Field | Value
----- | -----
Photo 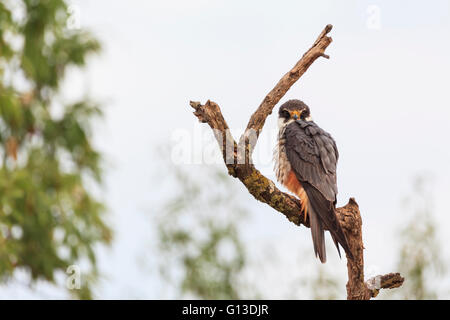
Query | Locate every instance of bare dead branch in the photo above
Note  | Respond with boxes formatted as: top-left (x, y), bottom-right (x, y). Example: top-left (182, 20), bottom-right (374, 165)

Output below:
top-left (240, 24), bottom-right (333, 156)
top-left (188, 25), bottom-right (403, 300)
top-left (189, 100), bottom-right (308, 226)
top-left (366, 273), bottom-right (405, 298)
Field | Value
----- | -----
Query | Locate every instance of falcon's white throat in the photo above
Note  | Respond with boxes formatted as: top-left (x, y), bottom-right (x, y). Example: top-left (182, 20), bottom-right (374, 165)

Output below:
top-left (277, 117), bottom-right (293, 129)
top-left (274, 118), bottom-right (293, 185)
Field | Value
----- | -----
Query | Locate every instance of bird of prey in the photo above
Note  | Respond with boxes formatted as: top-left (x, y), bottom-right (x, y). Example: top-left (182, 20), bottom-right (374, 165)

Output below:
top-left (273, 99), bottom-right (353, 263)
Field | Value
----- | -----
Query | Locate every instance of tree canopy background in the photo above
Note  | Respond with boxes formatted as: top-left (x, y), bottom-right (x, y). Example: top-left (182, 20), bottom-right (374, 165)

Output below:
top-left (0, 0), bottom-right (111, 299)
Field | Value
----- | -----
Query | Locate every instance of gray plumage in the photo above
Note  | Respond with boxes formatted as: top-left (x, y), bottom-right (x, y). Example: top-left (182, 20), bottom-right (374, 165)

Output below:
top-left (276, 99), bottom-right (353, 263)
top-left (284, 120), bottom-right (338, 202)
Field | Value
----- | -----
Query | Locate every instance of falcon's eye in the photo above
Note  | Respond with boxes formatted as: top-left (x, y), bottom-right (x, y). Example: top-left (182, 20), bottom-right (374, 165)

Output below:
top-left (300, 112), bottom-right (308, 120)
top-left (282, 110), bottom-right (290, 119)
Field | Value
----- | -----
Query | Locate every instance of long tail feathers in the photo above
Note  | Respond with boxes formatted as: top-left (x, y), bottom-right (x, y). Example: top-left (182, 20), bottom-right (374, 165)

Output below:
top-left (330, 233), bottom-right (342, 259)
top-left (302, 184), bottom-right (354, 262)
top-left (309, 205), bottom-right (327, 263)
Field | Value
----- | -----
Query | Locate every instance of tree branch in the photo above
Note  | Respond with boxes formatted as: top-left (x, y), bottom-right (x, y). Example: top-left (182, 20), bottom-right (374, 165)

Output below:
top-left (240, 24), bottom-right (333, 156)
top-left (366, 273), bottom-right (405, 298)
top-left (188, 25), bottom-right (403, 300)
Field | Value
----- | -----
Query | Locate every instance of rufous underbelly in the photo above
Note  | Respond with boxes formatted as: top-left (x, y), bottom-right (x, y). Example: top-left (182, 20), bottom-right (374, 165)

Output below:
top-left (284, 170), bottom-right (309, 220)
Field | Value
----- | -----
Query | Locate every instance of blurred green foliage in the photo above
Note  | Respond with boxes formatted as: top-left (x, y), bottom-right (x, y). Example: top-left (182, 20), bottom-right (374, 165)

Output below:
top-left (0, 0), bottom-right (111, 298)
top-left (393, 176), bottom-right (446, 299)
top-left (306, 265), bottom-right (341, 300)
top-left (157, 163), bottom-right (249, 299)
top-left (156, 160), bottom-right (347, 300)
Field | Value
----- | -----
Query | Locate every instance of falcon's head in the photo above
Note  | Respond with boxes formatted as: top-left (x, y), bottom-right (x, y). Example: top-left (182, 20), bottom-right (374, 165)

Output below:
top-left (278, 99), bottom-right (312, 126)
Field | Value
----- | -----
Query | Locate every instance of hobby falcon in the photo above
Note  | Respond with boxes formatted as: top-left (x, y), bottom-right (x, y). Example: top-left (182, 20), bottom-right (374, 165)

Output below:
top-left (274, 99), bottom-right (353, 263)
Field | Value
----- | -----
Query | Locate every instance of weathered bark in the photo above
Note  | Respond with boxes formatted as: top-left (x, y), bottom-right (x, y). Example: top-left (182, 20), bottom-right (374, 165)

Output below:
top-left (338, 199), bottom-right (404, 299)
top-left (188, 25), bottom-right (403, 300)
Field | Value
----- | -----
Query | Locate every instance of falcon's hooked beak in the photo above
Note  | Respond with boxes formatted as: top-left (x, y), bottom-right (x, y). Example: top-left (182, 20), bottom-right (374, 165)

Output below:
top-left (291, 110), bottom-right (301, 120)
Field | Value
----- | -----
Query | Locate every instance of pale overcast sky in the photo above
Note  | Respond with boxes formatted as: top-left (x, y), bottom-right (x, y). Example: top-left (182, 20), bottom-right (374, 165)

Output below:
top-left (1, 0), bottom-right (450, 298)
